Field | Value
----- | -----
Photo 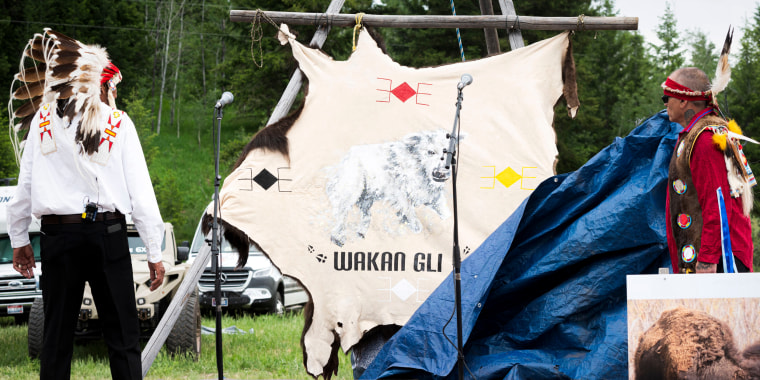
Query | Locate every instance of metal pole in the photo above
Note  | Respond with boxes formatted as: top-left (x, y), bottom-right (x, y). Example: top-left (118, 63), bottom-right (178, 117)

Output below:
top-left (434, 81), bottom-right (467, 380)
top-left (450, 89), bottom-right (465, 380)
top-left (212, 106), bottom-right (224, 380)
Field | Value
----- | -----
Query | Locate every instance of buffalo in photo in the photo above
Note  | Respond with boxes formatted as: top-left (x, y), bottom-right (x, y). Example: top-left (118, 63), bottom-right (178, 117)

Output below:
top-left (634, 307), bottom-right (760, 380)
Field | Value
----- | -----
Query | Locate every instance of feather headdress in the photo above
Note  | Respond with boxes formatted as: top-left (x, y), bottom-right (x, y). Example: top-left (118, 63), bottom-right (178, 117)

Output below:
top-left (7, 29), bottom-right (112, 164)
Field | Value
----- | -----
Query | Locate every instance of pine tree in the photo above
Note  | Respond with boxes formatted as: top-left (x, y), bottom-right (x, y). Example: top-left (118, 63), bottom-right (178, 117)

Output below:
top-left (554, 0), bottom-right (660, 173)
top-left (727, 4), bottom-right (760, 271)
top-left (688, 30), bottom-right (717, 77)
top-left (611, 31), bottom-right (662, 136)
top-left (728, 5), bottom-right (760, 138)
top-left (653, 2), bottom-right (685, 78)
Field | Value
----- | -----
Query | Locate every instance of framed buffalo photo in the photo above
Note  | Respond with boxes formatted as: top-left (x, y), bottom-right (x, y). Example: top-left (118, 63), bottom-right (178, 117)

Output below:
top-left (626, 273), bottom-right (760, 379)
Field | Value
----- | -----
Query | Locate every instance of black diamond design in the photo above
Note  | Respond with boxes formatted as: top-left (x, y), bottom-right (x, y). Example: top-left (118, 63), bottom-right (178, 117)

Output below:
top-left (253, 169), bottom-right (278, 190)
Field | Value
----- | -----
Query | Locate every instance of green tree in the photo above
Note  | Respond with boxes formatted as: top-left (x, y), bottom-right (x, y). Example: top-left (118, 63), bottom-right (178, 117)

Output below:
top-left (727, 4), bottom-right (760, 272)
top-left (728, 5), bottom-right (760, 212)
top-left (688, 30), bottom-right (717, 77)
top-left (653, 2), bottom-right (685, 78)
top-left (728, 5), bottom-right (760, 135)
top-left (553, 0), bottom-right (660, 173)
top-left (0, 113), bottom-right (18, 182)
top-left (610, 30), bottom-right (662, 137)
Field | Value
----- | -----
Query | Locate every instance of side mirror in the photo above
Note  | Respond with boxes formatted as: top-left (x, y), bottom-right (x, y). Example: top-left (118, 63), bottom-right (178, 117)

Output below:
top-left (180, 240), bottom-right (190, 248)
top-left (177, 246), bottom-right (190, 262)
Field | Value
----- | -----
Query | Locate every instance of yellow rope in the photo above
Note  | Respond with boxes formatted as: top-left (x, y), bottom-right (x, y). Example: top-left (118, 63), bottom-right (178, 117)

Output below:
top-left (352, 13), bottom-right (365, 52)
top-left (576, 14), bottom-right (585, 31)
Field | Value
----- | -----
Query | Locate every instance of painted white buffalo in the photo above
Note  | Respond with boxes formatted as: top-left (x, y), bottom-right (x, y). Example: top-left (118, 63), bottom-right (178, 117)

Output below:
top-left (326, 129), bottom-right (458, 246)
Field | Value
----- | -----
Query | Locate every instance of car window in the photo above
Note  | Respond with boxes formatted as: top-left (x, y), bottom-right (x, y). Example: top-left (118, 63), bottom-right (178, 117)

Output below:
top-left (0, 235), bottom-right (42, 263)
top-left (189, 223), bottom-right (205, 255)
top-left (128, 234), bottom-right (166, 255)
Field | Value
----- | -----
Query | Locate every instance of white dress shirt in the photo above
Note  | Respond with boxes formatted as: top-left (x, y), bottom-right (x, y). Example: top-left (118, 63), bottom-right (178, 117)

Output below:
top-left (7, 102), bottom-right (165, 263)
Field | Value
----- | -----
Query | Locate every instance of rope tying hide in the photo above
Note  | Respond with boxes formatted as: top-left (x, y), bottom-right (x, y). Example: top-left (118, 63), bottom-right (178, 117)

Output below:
top-left (576, 14), bottom-right (586, 31)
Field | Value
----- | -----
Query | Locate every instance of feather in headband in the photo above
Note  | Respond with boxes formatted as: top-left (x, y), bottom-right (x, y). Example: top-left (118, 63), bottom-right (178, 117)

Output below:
top-left (711, 26), bottom-right (733, 105)
top-left (660, 27), bottom-right (734, 111)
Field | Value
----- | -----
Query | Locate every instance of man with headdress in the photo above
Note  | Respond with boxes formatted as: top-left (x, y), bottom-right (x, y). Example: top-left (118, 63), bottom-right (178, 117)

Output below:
top-left (664, 29), bottom-right (755, 274)
top-left (6, 29), bottom-right (164, 379)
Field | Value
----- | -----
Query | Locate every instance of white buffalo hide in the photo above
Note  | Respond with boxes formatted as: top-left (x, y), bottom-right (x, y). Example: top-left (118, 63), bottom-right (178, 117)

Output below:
top-left (215, 26), bottom-right (576, 377)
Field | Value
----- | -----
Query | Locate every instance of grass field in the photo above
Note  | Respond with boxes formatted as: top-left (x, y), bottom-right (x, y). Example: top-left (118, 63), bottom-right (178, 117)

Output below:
top-left (0, 311), bottom-right (353, 380)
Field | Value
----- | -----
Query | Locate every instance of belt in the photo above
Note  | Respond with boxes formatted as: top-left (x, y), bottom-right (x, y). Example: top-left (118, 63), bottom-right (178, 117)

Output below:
top-left (41, 211), bottom-right (124, 225)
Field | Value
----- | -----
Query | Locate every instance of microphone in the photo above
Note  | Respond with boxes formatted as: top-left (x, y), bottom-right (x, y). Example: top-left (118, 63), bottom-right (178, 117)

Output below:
top-left (215, 92), bottom-right (234, 108)
top-left (457, 74), bottom-right (473, 90)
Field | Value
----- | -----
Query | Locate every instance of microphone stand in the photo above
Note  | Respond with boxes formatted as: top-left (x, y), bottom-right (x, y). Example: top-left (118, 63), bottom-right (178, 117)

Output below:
top-left (439, 86), bottom-right (465, 380)
top-left (211, 105), bottom-right (225, 380)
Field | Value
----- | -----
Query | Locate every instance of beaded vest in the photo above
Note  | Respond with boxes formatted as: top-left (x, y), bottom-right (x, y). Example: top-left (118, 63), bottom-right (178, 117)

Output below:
top-left (667, 115), bottom-right (728, 273)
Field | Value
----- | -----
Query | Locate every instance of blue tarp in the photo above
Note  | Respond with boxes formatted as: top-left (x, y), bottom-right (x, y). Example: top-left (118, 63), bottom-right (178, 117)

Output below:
top-left (361, 111), bottom-right (680, 379)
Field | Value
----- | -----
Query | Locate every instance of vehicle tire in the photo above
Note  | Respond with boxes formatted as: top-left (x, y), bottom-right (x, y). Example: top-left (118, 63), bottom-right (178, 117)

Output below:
top-left (272, 291), bottom-right (284, 317)
top-left (28, 297), bottom-right (44, 359)
top-left (166, 288), bottom-right (201, 361)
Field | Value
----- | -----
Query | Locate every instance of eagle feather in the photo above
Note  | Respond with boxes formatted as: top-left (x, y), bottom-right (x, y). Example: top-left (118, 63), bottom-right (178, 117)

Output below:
top-left (15, 64), bottom-right (47, 82)
top-left (12, 80), bottom-right (45, 100)
top-left (712, 26), bottom-right (733, 96)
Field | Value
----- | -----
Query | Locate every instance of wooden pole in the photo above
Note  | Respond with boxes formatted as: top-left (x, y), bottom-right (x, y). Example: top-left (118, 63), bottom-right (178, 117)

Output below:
top-left (141, 245), bottom-right (208, 377)
top-left (266, 0), bottom-right (346, 125)
top-left (230, 11), bottom-right (638, 31)
top-left (496, 0), bottom-right (524, 49)
top-left (478, 0), bottom-right (500, 55)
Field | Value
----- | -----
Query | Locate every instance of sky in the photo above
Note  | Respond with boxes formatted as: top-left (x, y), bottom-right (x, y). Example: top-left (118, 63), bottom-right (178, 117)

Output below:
top-left (614, 0), bottom-right (757, 52)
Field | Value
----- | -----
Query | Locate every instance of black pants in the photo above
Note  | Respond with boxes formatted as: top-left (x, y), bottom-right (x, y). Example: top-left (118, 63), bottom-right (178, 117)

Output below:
top-left (717, 256), bottom-right (751, 273)
top-left (39, 218), bottom-right (141, 380)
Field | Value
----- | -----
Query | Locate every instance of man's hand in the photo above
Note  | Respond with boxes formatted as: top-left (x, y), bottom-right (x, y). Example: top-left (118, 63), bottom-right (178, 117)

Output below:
top-left (13, 245), bottom-right (36, 279)
top-left (148, 261), bottom-right (165, 291)
top-left (696, 261), bottom-right (717, 273)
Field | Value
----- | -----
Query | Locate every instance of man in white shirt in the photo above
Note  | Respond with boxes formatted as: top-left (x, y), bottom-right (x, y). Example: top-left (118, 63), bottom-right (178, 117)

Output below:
top-left (7, 30), bottom-right (164, 380)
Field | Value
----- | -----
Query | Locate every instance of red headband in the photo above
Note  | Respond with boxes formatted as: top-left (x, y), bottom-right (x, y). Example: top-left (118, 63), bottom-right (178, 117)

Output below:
top-left (100, 62), bottom-right (122, 86)
top-left (662, 77), bottom-right (711, 102)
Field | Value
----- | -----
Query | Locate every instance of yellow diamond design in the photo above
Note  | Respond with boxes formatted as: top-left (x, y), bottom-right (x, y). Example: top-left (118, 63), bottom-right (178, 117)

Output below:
top-left (496, 167), bottom-right (522, 188)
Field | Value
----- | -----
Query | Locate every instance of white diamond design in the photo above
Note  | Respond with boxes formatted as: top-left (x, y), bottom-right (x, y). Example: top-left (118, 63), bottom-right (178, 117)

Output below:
top-left (391, 279), bottom-right (417, 301)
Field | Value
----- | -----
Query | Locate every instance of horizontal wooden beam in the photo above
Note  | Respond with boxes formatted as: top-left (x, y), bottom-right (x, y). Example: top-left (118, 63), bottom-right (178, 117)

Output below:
top-left (230, 11), bottom-right (638, 31)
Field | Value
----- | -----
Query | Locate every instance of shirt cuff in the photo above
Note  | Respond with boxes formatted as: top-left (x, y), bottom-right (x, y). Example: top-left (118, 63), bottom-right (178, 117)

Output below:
top-left (10, 235), bottom-right (30, 249)
top-left (146, 239), bottom-right (163, 263)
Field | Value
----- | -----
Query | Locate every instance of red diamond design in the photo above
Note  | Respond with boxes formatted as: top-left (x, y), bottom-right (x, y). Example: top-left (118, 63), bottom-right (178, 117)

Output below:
top-left (391, 82), bottom-right (416, 102)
